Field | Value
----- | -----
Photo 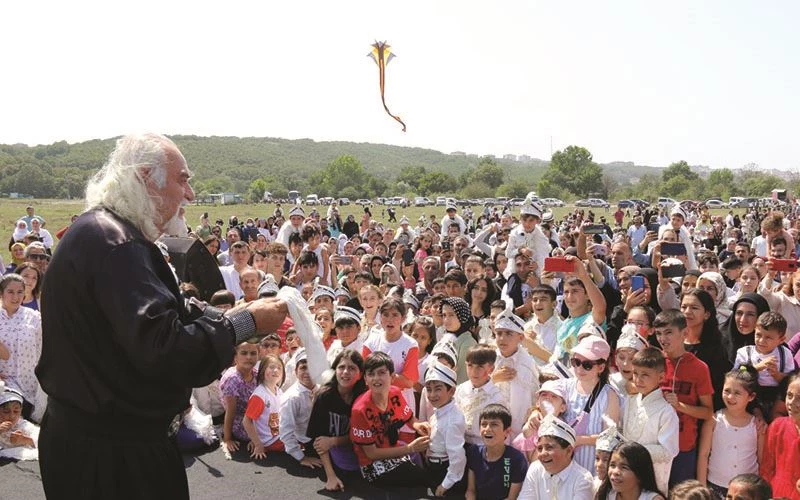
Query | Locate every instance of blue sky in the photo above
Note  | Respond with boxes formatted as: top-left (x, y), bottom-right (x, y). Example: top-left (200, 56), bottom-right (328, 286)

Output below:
top-left (1, 1), bottom-right (797, 171)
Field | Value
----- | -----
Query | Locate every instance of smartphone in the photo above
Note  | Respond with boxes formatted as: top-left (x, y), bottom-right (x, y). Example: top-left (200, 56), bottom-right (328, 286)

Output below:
top-left (544, 257), bottom-right (575, 273)
top-left (661, 262), bottom-right (686, 278)
top-left (630, 276), bottom-right (645, 292)
top-left (647, 223), bottom-right (660, 233)
top-left (338, 255), bottom-right (352, 265)
top-left (661, 242), bottom-right (687, 256)
top-left (380, 269), bottom-right (392, 285)
top-left (402, 249), bottom-right (415, 266)
top-left (584, 224), bottom-right (605, 235)
top-left (441, 240), bottom-right (450, 250)
top-left (771, 258), bottom-right (798, 273)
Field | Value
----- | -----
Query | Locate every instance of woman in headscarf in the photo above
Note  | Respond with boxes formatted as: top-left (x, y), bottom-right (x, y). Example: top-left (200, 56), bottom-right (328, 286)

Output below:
top-left (5, 243), bottom-right (26, 274)
top-left (697, 271), bottom-right (733, 324)
top-left (8, 220), bottom-right (28, 251)
top-left (719, 293), bottom-right (770, 365)
top-left (438, 296), bottom-right (475, 384)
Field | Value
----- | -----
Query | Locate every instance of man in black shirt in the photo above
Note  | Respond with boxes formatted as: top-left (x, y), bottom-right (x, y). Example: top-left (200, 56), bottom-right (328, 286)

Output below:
top-left (36, 134), bottom-right (288, 499)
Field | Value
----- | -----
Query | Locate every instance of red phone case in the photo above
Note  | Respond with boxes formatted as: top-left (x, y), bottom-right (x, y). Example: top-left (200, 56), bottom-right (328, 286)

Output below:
top-left (544, 257), bottom-right (575, 273)
top-left (771, 259), bottom-right (798, 273)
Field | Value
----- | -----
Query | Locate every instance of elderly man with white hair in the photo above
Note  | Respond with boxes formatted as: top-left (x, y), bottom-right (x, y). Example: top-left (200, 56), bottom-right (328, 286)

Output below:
top-left (36, 134), bottom-right (289, 499)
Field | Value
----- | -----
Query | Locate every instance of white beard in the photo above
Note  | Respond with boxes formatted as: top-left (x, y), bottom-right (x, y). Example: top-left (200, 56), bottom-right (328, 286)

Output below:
top-left (162, 207), bottom-right (189, 237)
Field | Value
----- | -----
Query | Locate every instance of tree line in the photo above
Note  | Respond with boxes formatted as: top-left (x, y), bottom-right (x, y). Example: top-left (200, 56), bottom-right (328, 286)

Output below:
top-left (0, 136), bottom-right (794, 202)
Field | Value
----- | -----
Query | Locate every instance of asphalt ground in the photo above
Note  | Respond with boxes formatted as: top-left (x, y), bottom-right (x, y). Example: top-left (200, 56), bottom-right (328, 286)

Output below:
top-left (1, 445), bottom-right (436, 500)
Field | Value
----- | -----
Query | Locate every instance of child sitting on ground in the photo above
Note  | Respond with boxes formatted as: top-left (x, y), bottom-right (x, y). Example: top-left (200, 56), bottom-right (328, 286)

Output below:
top-left (0, 387), bottom-right (39, 460)
top-left (242, 354), bottom-right (285, 459)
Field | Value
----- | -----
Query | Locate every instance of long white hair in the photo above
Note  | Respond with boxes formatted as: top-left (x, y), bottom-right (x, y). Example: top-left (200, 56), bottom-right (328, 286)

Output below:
top-left (85, 133), bottom-right (171, 241)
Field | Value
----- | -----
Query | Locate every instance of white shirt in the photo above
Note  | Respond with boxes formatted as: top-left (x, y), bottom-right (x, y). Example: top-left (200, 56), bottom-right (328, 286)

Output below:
top-left (427, 400), bottom-right (467, 490)
top-left (504, 224), bottom-right (551, 279)
top-left (494, 347), bottom-right (540, 435)
top-left (363, 330), bottom-right (419, 414)
top-left (518, 459), bottom-right (594, 500)
top-left (733, 344), bottom-right (796, 387)
top-left (440, 214), bottom-right (466, 238)
top-left (524, 314), bottom-right (562, 365)
top-left (279, 381), bottom-right (314, 461)
top-left (621, 389), bottom-right (679, 495)
top-left (219, 265), bottom-right (243, 299)
top-left (627, 224), bottom-right (647, 250)
top-left (248, 384), bottom-right (283, 446)
top-left (751, 235), bottom-right (767, 258)
top-left (455, 379), bottom-right (507, 445)
top-left (326, 335), bottom-right (365, 367)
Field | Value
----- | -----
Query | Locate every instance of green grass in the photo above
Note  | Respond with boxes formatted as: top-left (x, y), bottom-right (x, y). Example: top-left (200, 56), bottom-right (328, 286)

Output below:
top-left (2, 199), bottom-right (733, 264)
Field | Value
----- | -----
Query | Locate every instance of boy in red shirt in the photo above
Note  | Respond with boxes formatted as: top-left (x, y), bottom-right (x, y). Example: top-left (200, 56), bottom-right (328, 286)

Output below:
top-left (350, 352), bottom-right (431, 486)
top-left (653, 309), bottom-right (714, 487)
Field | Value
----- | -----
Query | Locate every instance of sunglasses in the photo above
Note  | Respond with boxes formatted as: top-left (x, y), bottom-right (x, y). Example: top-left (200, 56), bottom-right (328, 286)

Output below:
top-left (570, 357), bottom-right (603, 371)
top-left (28, 254), bottom-right (47, 261)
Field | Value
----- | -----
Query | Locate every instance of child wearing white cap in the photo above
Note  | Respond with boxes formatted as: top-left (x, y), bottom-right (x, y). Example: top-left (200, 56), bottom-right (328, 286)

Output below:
top-left (423, 362), bottom-right (466, 497)
top-left (512, 380), bottom-right (568, 462)
top-left (610, 322), bottom-right (649, 398)
top-left (518, 414), bottom-right (594, 500)
top-left (0, 387), bottom-right (39, 460)
top-left (491, 312), bottom-right (540, 436)
top-left (504, 194), bottom-right (551, 281)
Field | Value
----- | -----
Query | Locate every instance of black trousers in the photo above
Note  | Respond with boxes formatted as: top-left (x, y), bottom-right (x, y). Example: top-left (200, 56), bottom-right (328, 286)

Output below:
top-left (39, 400), bottom-right (189, 500)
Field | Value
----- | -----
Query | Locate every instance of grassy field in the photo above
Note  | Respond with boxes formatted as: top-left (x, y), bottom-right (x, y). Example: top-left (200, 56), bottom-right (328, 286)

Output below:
top-left (2, 198), bottom-right (733, 264)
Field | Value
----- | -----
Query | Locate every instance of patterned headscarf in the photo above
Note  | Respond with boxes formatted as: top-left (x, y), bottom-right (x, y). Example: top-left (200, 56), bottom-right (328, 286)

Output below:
top-left (440, 297), bottom-right (474, 335)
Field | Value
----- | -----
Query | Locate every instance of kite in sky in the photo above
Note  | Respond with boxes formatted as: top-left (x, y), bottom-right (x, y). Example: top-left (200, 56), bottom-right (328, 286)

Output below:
top-left (368, 41), bottom-right (406, 132)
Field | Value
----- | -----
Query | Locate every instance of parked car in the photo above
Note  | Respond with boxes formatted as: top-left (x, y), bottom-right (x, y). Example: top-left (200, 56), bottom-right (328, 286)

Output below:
top-left (574, 199), bottom-right (590, 207)
top-left (703, 198), bottom-right (726, 209)
top-left (587, 198), bottom-right (610, 208)
top-left (305, 194), bottom-right (319, 205)
top-left (540, 198), bottom-right (564, 207)
top-left (657, 197), bottom-right (677, 208)
top-left (483, 198), bottom-right (498, 206)
top-left (355, 199), bottom-right (373, 206)
top-left (509, 198), bottom-right (525, 206)
top-left (631, 199), bottom-right (650, 207)
top-left (435, 196), bottom-right (447, 206)
top-left (731, 197), bottom-right (759, 208)
top-left (414, 196), bottom-right (432, 207)
top-left (338, 198), bottom-right (351, 206)
top-left (617, 200), bottom-right (636, 208)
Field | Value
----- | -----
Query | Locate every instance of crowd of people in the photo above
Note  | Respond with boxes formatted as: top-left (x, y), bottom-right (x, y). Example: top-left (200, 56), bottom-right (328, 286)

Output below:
top-left (3, 180), bottom-right (800, 499)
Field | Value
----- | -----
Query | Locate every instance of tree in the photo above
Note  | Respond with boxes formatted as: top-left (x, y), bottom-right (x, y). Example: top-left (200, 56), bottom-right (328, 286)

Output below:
top-left (469, 158), bottom-right (506, 189)
top-left (496, 180), bottom-right (530, 198)
top-left (705, 168), bottom-right (734, 198)
top-left (539, 145), bottom-right (603, 198)
top-left (459, 181), bottom-right (494, 199)
top-left (322, 155), bottom-right (368, 195)
top-left (396, 166), bottom-right (426, 190)
top-left (418, 171), bottom-right (458, 196)
top-left (662, 161), bottom-right (699, 184)
top-left (246, 178), bottom-right (269, 202)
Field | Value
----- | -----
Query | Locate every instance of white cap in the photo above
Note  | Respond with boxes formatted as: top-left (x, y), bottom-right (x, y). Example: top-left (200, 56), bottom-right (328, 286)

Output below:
top-left (425, 361), bottom-right (457, 388)
top-left (538, 414), bottom-right (576, 446)
top-left (670, 205), bottom-right (687, 220)
top-left (289, 206), bottom-right (305, 218)
top-left (399, 216), bottom-right (409, 225)
top-left (596, 425), bottom-right (625, 452)
top-left (257, 274), bottom-right (280, 297)
top-left (309, 285), bottom-right (336, 303)
top-left (520, 194), bottom-right (543, 218)
top-left (334, 306), bottom-right (362, 325)
top-left (616, 324), bottom-right (649, 352)
top-left (494, 312), bottom-right (526, 334)
top-left (431, 340), bottom-right (458, 366)
top-left (540, 360), bottom-right (573, 380)
top-left (0, 388), bottom-right (24, 406)
top-left (577, 320), bottom-right (606, 341)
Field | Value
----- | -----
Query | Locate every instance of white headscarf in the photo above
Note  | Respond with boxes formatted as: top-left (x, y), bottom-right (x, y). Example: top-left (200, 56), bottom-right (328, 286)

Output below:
top-left (12, 220), bottom-right (28, 241)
